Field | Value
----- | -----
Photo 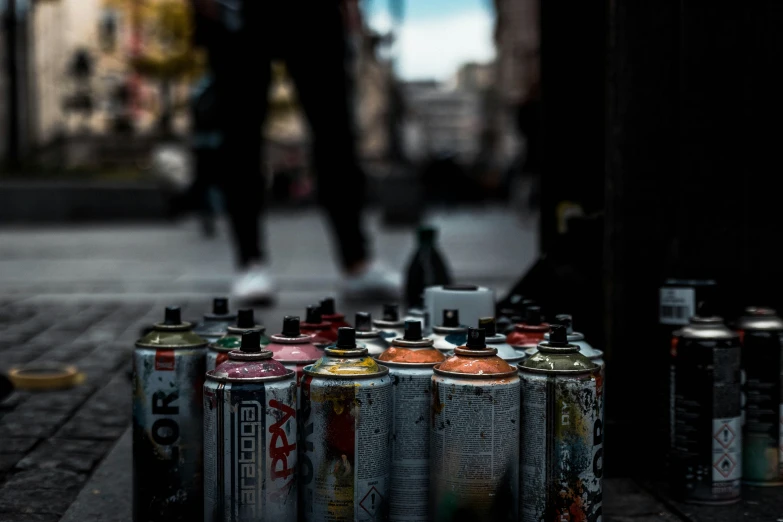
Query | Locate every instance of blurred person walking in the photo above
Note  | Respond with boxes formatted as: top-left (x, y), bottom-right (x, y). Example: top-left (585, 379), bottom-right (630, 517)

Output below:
top-left (189, 0), bottom-right (399, 303)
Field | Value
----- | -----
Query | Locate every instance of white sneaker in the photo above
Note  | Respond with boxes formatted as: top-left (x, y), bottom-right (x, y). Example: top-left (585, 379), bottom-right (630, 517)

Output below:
top-left (231, 264), bottom-right (277, 304)
top-left (341, 262), bottom-right (401, 301)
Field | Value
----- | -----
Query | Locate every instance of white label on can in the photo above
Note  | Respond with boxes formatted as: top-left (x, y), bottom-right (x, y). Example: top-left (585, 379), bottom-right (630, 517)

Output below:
top-left (659, 287), bottom-right (695, 325)
top-left (712, 417), bottom-right (742, 482)
top-left (389, 367), bottom-right (432, 521)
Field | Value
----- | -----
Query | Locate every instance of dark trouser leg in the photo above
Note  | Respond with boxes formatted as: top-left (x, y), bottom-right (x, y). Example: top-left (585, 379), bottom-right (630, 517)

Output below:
top-left (284, 7), bottom-right (369, 272)
top-left (206, 24), bottom-right (270, 268)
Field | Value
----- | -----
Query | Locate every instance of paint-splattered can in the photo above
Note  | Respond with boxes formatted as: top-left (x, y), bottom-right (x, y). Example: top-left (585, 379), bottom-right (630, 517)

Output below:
top-left (476, 317), bottom-right (525, 364)
top-left (374, 303), bottom-right (407, 343)
top-left (204, 330), bottom-right (298, 521)
top-left (208, 309), bottom-right (270, 372)
top-left (431, 327), bottom-right (520, 521)
top-left (300, 328), bottom-right (393, 521)
top-left (133, 306), bottom-right (208, 522)
top-left (505, 306), bottom-right (549, 350)
top-left (266, 316), bottom-right (321, 385)
top-left (321, 296), bottom-right (352, 331)
top-left (301, 305), bottom-right (338, 348)
top-left (376, 320), bottom-right (445, 521)
top-left (529, 314), bottom-right (605, 368)
top-left (519, 326), bottom-right (603, 521)
top-left (735, 306), bottom-right (783, 486)
top-left (404, 307), bottom-right (432, 336)
top-left (430, 309), bottom-right (468, 354)
top-left (352, 312), bottom-right (389, 356)
top-left (671, 314), bottom-right (742, 503)
top-left (194, 297), bottom-right (238, 343)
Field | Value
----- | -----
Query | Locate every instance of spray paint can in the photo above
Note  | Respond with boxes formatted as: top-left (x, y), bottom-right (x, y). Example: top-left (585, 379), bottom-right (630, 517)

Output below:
top-left (301, 305), bottom-right (338, 348)
top-left (353, 312), bottom-right (389, 356)
top-left (671, 313), bottom-right (742, 503)
top-left (527, 314), bottom-right (605, 368)
top-left (133, 306), bottom-right (208, 521)
top-left (204, 330), bottom-right (298, 521)
top-left (430, 309), bottom-right (468, 353)
top-left (478, 317), bottom-right (525, 364)
top-left (321, 296), bottom-right (352, 331)
top-left (374, 303), bottom-right (407, 343)
top-left (430, 327), bottom-right (520, 521)
top-left (208, 309), bottom-right (269, 372)
top-left (735, 306), bottom-right (783, 486)
top-left (266, 316), bottom-right (321, 384)
top-left (376, 320), bottom-right (445, 521)
top-left (194, 297), bottom-right (238, 343)
top-left (300, 328), bottom-right (393, 521)
top-left (519, 325), bottom-right (603, 521)
top-left (506, 305), bottom-right (549, 350)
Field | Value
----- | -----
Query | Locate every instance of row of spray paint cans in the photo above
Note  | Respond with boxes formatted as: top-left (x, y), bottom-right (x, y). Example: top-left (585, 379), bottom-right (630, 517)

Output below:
top-left (132, 296), bottom-right (604, 521)
top-left (661, 279), bottom-right (783, 504)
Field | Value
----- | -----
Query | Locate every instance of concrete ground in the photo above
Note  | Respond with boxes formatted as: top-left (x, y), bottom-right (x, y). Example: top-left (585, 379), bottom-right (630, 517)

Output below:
top-left (0, 208), bottom-right (779, 521)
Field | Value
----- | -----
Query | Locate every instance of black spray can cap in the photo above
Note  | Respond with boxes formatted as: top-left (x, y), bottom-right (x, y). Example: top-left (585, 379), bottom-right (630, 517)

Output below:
top-left (241, 330), bottom-right (262, 353)
top-left (355, 312), bottom-right (373, 332)
top-left (336, 327), bottom-right (357, 348)
top-left (164, 306), bottom-right (182, 325)
top-left (525, 306), bottom-right (542, 325)
top-left (382, 303), bottom-right (400, 321)
top-left (478, 317), bottom-right (497, 337)
top-left (442, 309), bottom-right (460, 327)
top-left (404, 320), bottom-right (423, 340)
top-left (282, 316), bottom-right (301, 337)
top-left (236, 309), bottom-right (255, 329)
top-left (466, 327), bottom-right (486, 349)
top-left (305, 305), bottom-right (322, 324)
top-left (320, 297), bottom-right (336, 315)
top-left (212, 297), bottom-right (229, 315)
top-left (554, 314), bottom-right (573, 333)
top-left (548, 324), bottom-right (569, 346)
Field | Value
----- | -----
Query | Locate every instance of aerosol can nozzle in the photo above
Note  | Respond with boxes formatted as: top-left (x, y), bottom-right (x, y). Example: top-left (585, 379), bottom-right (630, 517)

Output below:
top-left (466, 327), bottom-right (486, 349)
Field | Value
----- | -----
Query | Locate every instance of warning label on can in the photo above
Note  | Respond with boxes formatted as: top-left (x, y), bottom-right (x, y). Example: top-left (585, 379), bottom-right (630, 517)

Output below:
top-left (659, 287), bottom-right (695, 325)
top-left (712, 418), bottom-right (741, 481)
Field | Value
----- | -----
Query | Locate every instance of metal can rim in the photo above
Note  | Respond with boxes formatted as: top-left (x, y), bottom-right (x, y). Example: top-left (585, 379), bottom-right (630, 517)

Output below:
top-left (390, 338), bottom-right (433, 348)
top-left (433, 365), bottom-right (519, 379)
top-left (303, 364), bottom-right (390, 379)
top-left (269, 334), bottom-right (315, 344)
top-left (432, 325), bottom-right (467, 334)
top-left (150, 321), bottom-right (193, 331)
top-left (135, 341), bottom-right (208, 349)
top-left (205, 368), bottom-right (296, 383)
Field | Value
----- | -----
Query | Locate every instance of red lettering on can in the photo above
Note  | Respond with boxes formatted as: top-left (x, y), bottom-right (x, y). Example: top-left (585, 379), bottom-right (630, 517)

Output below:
top-left (155, 350), bottom-right (175, 371)
top-left (268, 399), bottom-right (296, 480)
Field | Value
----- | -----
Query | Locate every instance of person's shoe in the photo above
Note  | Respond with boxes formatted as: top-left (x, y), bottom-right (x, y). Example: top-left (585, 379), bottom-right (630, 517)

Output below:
top-left (341, 262), bottom-right (401, 301)
top-left (231, 264), bottom-right (277, 305)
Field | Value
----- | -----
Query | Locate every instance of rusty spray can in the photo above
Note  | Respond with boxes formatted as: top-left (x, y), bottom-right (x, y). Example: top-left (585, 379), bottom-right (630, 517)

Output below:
top-left (528, 314), bottom-right (605, 369)
top-left (353, 312), bottom-right (389, 356)
top-left (301, 305), bottom-right (338, 349)
top-left (506, 305), bottom-right (549, 350)
top-left (430, 327), bottom-right (520, 521)
top-left (133, 306), bottom-right (208, 521)
top-left (300, 328), bottom-right (393, 521)
top-left (671, 312), bottom-right (742, 503)
top-left (478, 317), bottom-right (525, 364)
top-left (208, 309), bottom-right (269, 372)
top-left (376, 320), bottom-right (445, 521)
top-left (266, 316), bottom-right (321, 385)
top-left (204, 330), bottom-right (298, 521)
top-left (321, 296), bottom-right (352, 332)
top-left (194, 297), bottom-right (238, 343)
top-left (430, 309), bottom-right (468, 354)
top-left (519, 325), bottom-right (603, 521)
top-left (735, 306), bottom-right (783, 486)
top-left (374, 303), bottom-right (407, 344)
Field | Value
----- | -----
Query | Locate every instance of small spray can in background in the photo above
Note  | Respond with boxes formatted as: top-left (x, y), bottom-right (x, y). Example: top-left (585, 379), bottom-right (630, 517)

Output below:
top-left (133, 306), bottom-right (207, 521)
top-left (194, 297), bottom-right (238, 343)
top-left (430, 327), bottom-right (520, 521)
top-left (505, 305), bottom-right (548, 350)
top-left (374, 303), bottom-right (407, 343)
top-left (300, 328), bottom-right (393, 521)
top-left (320, 296), bottom-right (352, 331)
top-left (353, 312), bottom-right (389, 356)
top-left (266, 316), bottom-right (321, 384)
top-left (301, 305), bottom-right (337, 348)
top-left (519, 325), bottom-right (603, 521)
top-left (207, 308), bottom-right (269, 371)
top-left (430, 309), bottom-right (467, 353)
top-left (735, 306), bottom-right (783, 486)
top-left (671, 312), bottom-right (741, 503)
top-left (204, 330), bottom-right (298, 521)
top-left (377, 320), bottom-right (445, 521)
top-left (477, 317), bottom-right (525, 364)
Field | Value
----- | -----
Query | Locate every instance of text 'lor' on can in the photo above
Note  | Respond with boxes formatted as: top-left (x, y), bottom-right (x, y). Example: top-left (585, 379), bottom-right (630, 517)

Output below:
top-left (377, 320), bottom-right (445, 521)
top-left (519, 325), bottom-right (603, 522)
top-left (431, 327), bottom-right (520, 522)
top-left (478, 317), bottom-right (525, 364)
top-left (204, 330), bottom-right (298, 522)
top-left (300, 328), bottom-right (393, 521)
top-left (208, 308), bottom-right (269, 372)
top-left (133, 306), bottom-right (208, 522)
top-left (266, 316), bottom-right (321, 385)
top-left (671, 312), bottom-right (742, 503)
top-left (354, 311), bottom-right (389, 356)
top-left (505, 305), bottom-right (548, 351)
top-left (530, 314), bottom-right (605, 369)
top-left (301, 305), bottom-right (338, 348)
top-left (736, 306), bottom-right (783, 486)
top-left (321, 296), bottom-right (352, 331)
top-left (374, 303), bottom-right (406, 343)
top-left (431, 309), bottom-right (467, 354)
top-left (195, 297), bottom-right (238, 343)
